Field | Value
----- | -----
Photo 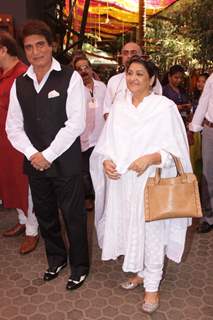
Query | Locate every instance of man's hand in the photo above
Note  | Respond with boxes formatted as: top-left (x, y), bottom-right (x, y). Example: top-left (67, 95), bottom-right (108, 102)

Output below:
top-left (187, 131), bottom-right (194, 146)
top-left (103, 160), bottom-right (121, 180)
top-left (30, 152), bottom-right (51, 171)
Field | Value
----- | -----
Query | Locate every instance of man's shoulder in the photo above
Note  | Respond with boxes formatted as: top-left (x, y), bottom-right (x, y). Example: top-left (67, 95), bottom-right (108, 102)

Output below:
top-left (107, 72), bottom-right (125, 86)
top-left (94, 79), bottom-right (106, 89)
top-left (207, 73), bottom-right (213, 85)
top-left (58, 64), bottom-right (74, 76)
top-left (15, 61), bottom-right (28, 75)
top-left (16, 72), bottom-right (27, 83)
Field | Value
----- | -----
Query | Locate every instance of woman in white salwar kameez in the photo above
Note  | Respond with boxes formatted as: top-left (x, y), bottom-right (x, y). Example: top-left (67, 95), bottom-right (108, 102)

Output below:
top-left (90, 56), bottom-right (192, 314)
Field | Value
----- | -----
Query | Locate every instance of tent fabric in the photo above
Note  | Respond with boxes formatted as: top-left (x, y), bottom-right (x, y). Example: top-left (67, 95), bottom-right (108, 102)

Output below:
top-left (65, 0), bottom-right (177, 38)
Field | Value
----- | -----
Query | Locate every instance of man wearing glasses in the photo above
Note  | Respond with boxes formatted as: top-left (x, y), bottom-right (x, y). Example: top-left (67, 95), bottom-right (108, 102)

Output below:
top-left (103, 42), bottom-right (162, 119)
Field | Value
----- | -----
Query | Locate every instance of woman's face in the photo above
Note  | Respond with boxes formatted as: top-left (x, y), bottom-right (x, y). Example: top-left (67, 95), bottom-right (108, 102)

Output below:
top-left (168, 71), bottom-right (183, 88)
top-left (126, 62), bottom-right (153, 95)
top-left (196, 75), bottom-right (207, 92)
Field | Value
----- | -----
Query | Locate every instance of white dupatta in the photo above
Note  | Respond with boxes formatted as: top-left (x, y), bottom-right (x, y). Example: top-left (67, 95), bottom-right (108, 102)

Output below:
top-left (91, 92), bottom-right (192, 271)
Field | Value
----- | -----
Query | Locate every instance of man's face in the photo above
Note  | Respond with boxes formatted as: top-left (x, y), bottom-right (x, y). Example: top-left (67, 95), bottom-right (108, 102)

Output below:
top-left (23, 34), bottom-right (52, 70)
top-left (75, 59), bottom-right (93, 85)
top-left (121, 43), bottom-right (142, 65)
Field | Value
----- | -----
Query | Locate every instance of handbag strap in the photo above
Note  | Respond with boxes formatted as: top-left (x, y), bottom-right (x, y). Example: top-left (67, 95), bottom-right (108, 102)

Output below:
top-left (155, 153), bottom-right (187, 184)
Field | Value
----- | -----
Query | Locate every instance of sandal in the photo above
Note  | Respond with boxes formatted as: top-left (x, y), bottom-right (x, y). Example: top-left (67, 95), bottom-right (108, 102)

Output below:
top-left (120, 275), bottom-right (143, 290)
top-left (142, 292), bottom-right (160, 314)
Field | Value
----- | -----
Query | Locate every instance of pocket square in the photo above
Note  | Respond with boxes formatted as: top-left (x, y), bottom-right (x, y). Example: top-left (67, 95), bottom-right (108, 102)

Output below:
top-left (48, 90), bottom-right (60, 99)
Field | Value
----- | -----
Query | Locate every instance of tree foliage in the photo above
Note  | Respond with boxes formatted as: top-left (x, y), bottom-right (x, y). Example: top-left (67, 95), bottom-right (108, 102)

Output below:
top-left (146, 0), bottom-right (213, 71)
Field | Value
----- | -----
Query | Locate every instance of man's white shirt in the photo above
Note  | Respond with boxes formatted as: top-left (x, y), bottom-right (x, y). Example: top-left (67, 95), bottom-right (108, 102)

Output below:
top-left (6, 58), bottom-right (86, 163)
top-left (81, 79), bottom-right (106, 152)
top-left (190, 73), bottom-right (213, 132)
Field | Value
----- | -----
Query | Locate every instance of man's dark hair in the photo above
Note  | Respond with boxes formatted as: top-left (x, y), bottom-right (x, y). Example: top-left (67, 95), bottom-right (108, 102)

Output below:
top-left (0, 31), bottom-right (18, 57)
top-left (70, 51), bottom-right (91, 70)
top-left (20, 20), bottom-right (53, 46)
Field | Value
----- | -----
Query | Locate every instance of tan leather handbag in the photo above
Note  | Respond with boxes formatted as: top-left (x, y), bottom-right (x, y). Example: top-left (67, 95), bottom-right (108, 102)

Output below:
top-left (144, 155), bottom-right (202, 222)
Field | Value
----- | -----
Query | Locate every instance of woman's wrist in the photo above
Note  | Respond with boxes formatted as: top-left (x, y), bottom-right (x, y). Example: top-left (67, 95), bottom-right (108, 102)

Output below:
top-left (149, 152), bottom-right (161, 165)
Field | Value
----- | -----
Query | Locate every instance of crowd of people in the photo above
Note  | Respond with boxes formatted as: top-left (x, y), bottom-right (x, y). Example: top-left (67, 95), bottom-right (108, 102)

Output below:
top-left (0, 18), bottom-right (212, 314)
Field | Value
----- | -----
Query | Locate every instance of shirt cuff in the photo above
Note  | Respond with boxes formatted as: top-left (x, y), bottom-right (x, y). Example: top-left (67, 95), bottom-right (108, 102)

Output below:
top-left (42, 148), bottom-right (58, 163)
top-left (25, 146), bottom-right (39, 160)
top-left (157, 150), bottom-right (172, 168)
top-left (189, 122), bottom-right (203, 132)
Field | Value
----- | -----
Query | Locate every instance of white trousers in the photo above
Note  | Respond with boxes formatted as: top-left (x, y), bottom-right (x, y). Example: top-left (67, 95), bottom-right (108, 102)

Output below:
top-left (17, 187), bottom-right (38, 236)
top-left (138, 220), bottom-right (165, 292)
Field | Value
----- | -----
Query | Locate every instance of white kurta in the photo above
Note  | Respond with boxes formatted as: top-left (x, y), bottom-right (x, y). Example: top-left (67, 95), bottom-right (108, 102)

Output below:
top-left (91, 92), bottom-right (192, 273)
top-left (81, 79), bottom-right (106, 152)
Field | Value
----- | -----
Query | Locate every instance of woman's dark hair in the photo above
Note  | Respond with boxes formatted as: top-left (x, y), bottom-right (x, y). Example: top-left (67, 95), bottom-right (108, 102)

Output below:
top-left (162, 64), bottom-right (185, 86)
top-left (0, 31), bottom-right (18, 57)
top-left (125, 55), bottom-right (157, 87)
top-left (198, 72), bottom-right (209, 80)
top-left (20, 20), bottom-right (53, 46)
top-left (168, 64), bottom-right (185, 76)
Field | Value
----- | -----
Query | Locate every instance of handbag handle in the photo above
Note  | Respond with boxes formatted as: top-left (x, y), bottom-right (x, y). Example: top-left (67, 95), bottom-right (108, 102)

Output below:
top-left (154, 153), bottom-right (187, 184)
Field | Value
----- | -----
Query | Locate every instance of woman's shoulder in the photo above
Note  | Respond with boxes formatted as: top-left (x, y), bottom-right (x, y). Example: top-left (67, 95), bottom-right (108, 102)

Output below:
top-left (150, 93), bottom-right (176, 108)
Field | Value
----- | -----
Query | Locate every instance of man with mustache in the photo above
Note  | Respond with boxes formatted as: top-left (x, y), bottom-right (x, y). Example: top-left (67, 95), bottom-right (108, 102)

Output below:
top-left (72, 54), bottom-right (106, 211)
top-left (6, 20), bottom-right (89, 290)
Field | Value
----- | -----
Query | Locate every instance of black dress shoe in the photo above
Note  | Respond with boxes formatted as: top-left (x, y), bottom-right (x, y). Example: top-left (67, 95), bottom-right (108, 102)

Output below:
top-left (66, 274), bottom-right (87, 291)
top-left (197, 221), bottom-right (213, 233)
top-left (43, 262), bottom-right (67, 281)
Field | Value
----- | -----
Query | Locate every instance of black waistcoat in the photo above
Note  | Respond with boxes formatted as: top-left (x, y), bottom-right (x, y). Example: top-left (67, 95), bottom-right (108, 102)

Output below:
top-left (16, 65), bottom-right (82, 177)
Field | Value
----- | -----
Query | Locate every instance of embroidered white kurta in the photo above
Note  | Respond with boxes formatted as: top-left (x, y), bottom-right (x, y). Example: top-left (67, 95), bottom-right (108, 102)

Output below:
top-left (91, 92), bottom-right (192, 273)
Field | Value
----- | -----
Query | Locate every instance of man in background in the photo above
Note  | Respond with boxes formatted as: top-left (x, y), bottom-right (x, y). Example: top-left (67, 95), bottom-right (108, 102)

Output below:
top-left (72, 53), bottom-right (106, 211)
top-left (189, 72), bottom-right (213, 233)
top-left (0, 31), bottom-right (38, 254)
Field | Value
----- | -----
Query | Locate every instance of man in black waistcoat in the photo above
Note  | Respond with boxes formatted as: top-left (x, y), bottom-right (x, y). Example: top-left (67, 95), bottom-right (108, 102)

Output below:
top-left (6, 20), bottom-right (89, 290)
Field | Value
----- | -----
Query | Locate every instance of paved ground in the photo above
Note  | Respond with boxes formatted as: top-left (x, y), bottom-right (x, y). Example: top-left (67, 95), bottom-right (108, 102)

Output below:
top-left (0, 208), bottom-right (213, 320)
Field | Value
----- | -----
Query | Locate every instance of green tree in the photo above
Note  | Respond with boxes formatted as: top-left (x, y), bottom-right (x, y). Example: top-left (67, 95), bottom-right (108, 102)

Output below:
top-left (146, 0), bottom-right (213, 71)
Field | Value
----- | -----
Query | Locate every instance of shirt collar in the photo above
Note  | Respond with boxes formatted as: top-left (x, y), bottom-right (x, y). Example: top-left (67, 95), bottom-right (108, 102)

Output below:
top-left (23, 57), bottom-right (61, 78)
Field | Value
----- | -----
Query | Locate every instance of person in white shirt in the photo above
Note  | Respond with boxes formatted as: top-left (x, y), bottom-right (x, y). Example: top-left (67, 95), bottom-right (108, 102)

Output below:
top-left (0, 31), bottom-right (39, 254)
top-left (103, 42), bottom-right (162, 119)
top-left (6, 20), bottom-right (89, 290)
top-left (72, 54), bottom-right (106, 210)
top-left (189, 72), bottom-right (213, 233)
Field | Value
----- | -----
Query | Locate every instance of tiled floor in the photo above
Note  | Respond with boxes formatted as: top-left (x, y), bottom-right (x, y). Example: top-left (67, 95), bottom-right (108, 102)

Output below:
top-left (0, 208), bottom-right (213, 320)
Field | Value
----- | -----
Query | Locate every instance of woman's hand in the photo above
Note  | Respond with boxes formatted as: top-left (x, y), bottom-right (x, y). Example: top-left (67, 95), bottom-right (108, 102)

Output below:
top-left (128, 153), bottom-right (161, 176)
top-left (103, 160), bottom-right (121, 180)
